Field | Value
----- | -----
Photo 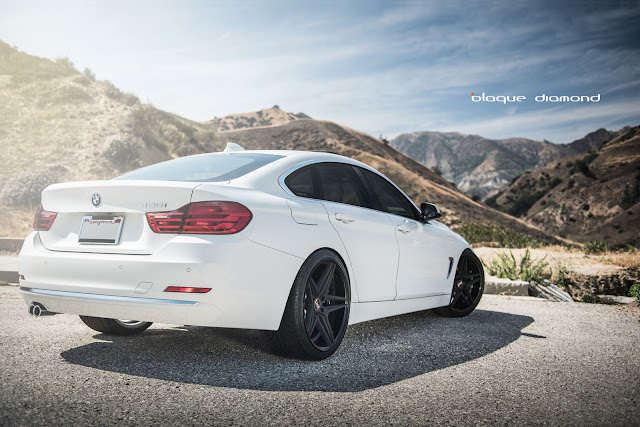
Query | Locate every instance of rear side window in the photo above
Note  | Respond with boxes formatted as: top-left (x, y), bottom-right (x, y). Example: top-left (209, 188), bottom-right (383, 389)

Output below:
top-left (359, 168), bottom-right (418, 220)
top-left (314, 163), bottom-right (370, 208)
top-left (285, 167), bottom-right (314, 198)
top-left (113, 153), bottom-right (283, 182)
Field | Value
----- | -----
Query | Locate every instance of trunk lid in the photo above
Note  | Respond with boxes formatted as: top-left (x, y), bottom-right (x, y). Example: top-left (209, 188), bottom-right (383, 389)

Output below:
top-left (39, 180), bottom-right (202, 254)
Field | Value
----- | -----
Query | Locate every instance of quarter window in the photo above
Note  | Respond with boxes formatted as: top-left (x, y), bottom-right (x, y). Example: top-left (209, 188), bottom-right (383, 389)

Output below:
top-left (359, 168), bottom-right (418, 220)
top-left (285, 167), bottom-right (314, 198)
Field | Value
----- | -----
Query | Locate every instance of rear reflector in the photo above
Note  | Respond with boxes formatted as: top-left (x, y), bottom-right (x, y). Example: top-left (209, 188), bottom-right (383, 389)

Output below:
top-left (147, 201), bottom-right (252, 235)
top-left (164, 286), bottom-right (212, 293)
top-left (33, 204), bottom-right (58, 231)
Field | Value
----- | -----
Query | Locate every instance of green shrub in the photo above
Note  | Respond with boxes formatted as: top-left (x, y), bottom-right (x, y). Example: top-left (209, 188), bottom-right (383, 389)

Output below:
top-left (482, 249), bottom-right (550, 283)
top-left (0, 171), bottom-right (57, 208)
top-left (583, 240), bottom-right (608, 254)
top-left (455, 224), bottom-right (544, 248)
top-left (629, 283), bottom-right (640, 307)
top-left (554, 264), bottom-right (572, 288)
top-left (105, 137), bottom-right (144, 172)
top-left (570, 154), bottom-right (598, 178)
top-left (548, 177), bottom-right (562, 189)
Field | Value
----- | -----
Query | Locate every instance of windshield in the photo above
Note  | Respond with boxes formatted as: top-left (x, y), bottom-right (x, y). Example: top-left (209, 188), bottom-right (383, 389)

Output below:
top-left (113, 152), bottom-right (283, 182)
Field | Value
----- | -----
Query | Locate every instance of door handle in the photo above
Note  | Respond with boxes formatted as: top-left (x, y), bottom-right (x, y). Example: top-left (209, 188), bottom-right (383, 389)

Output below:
top-left (397, 225), bottom-right (411, 234)
top-left (335, 213), bottom-right (355, 223)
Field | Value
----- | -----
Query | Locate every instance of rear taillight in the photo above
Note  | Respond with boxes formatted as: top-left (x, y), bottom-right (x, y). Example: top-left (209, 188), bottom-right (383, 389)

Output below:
top-left (146, 201), bottom-right (252, 235)
top-left (33, 204), bottom-right (57, 231)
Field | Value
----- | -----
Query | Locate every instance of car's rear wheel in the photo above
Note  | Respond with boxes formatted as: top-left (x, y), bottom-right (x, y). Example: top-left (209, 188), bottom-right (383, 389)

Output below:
top-left (270, 249), bottom-right (350, 360)
top-left (435, 249), bottom-right (484, 317)
top-left (79, 316), bottom-right (152, 335)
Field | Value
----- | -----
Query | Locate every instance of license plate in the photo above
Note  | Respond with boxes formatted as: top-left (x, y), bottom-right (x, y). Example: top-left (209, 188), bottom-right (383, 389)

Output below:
top-left (78, 216), bottom-right (124, 244)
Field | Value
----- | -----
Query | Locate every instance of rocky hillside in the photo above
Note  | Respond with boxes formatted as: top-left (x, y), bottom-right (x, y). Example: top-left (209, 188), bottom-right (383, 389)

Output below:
top-left (206, 106), bottom-right (310, 131)
top-left (215, 117), bottom-right (561, 243)
top-left (390, 129), bottom-right (616, 200)
top-left (488, 126), bottom-right (640, 247)
top-left (0, 41), bottom-right (223, 235)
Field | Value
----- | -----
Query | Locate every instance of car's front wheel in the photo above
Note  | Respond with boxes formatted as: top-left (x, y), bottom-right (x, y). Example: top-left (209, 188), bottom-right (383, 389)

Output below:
top-left (79, 316), bottom-right (152, 336)
top-left (270, 249), bottom-right (350, 360)
top-left (435, 249), bottom-right (484, 317)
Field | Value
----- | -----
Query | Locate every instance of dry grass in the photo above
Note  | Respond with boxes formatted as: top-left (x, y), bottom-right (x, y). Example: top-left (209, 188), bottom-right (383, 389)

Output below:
top-left (541, 244), bottom-right (640, 270)
top-left (0, 209), bottom-right (33, 238)
top-left (599, 252), bottom-right (640, 270)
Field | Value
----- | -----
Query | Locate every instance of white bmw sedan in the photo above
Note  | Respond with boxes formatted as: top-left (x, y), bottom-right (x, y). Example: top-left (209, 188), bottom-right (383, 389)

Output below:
top-left (19, 144), bottom-right (484, 360)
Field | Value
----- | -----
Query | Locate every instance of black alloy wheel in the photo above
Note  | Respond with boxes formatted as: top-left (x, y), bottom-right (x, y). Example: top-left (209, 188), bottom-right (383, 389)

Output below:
top-left (271, 249), bottom-right (350, 360)
top-left (435, 249), bottom-right (484, 317)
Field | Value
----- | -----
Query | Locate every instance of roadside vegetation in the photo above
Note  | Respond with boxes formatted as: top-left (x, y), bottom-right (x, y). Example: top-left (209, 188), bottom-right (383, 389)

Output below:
top-left (482, 248), bottom-right (551, 283)
top-left (629, 283), bottom-right (640, 306)
top-left (455, 224), bottom-right (545, 248)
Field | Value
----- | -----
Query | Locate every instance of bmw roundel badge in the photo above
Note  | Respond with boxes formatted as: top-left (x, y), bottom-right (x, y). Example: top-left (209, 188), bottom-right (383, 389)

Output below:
top-left (92, 193), bottom-right (101, 207)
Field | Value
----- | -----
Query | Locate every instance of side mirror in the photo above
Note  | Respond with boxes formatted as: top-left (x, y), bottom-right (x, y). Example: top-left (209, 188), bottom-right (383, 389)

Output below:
top-left (421, 202), bottom-right (441, 222)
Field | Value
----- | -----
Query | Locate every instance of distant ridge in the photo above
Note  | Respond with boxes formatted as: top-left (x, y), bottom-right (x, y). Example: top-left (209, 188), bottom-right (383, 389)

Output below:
top-left (390, 129), bottom-right (617, 200)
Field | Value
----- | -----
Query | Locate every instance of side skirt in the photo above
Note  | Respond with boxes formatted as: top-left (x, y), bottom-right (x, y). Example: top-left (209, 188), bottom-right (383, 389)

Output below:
top-left (348, 294), bottom-right (450, 325)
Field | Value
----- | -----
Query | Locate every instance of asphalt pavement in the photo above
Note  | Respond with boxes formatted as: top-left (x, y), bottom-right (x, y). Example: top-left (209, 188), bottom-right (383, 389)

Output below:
top-left (0, 285), bottom-right (638, 425)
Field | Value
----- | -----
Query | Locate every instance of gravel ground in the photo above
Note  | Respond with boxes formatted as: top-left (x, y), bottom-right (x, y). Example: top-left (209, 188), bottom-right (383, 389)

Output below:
top-left (1, 285), bottom-right (639, 426)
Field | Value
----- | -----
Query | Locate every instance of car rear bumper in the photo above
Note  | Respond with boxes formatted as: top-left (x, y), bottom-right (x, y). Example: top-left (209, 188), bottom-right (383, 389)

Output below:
top-left (19, 232), bottom-right (303, 330)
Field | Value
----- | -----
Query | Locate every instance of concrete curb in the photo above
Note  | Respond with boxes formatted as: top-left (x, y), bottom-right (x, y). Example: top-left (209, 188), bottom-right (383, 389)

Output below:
top-left (0, 238), bottom-right (24, 252)
top-left (484, 276), bottom-right (529, 296)
top-left (0, 271), bottom-right (19, 283)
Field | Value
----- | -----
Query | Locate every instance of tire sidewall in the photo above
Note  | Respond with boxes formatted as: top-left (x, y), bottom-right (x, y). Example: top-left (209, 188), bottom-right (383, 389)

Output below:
top-left (446, 249), bottom-right (484, 317)
top-left (291, 249), bottom-right (351, 359)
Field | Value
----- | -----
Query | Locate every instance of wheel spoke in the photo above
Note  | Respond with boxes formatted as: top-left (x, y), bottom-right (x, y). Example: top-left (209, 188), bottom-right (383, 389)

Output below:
top-left (323, 303), bottom-right (346, 314)
top-left (465, 272), bottom-right (482, 280)
top-left (308, 277), bottom-right (319, 297)
top-left (451, 288), bottom-right (463, 305)
top-left (305, 311), bottom-right (318, 335)
top-left (325, 294), bottom-right (346, 302)
top-left (462, 288), bottom-right (474, 306)
top-left (316, 262), bottom-right (336, 298)
top-left (465, 277), bottom-right (481, 289)
top-left (316, 313), bottom-right (335, 346)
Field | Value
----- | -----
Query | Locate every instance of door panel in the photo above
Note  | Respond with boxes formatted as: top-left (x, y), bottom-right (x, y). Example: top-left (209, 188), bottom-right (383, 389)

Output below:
top-left (391, 216), bottom-right (456, 299)
top-left (322, 201), bottom-right (399, 302)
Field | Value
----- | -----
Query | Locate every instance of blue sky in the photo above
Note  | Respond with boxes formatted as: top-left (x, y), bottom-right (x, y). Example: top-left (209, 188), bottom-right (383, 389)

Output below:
top-left (1, 1), bottom-right (639, 142)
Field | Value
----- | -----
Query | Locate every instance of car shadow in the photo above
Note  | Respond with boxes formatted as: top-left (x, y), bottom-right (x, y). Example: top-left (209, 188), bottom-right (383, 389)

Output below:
top-left (61, 309), bottom-right (534, 392)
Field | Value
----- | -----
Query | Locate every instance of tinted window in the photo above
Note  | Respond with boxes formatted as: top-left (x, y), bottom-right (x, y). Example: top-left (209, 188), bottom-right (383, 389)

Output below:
top-left (285, 167), bottom-right (314, 198)
top-left (113, 153), bottom-right (283, 182)
top-left (360, 168), bottom-right (417, 219)
top-left (314, 163), bottom-right (369, 208)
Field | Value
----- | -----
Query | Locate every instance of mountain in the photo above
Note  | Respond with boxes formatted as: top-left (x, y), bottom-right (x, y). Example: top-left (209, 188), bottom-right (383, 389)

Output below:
top-left (210, 113), bottom-right (561, 243)
top-left (390, 129), bottom-right (616, 200)
top-left (206, 106), bottom-right (311, 131)
top-left (0, 40), bottom-right (560, 244)
top-left (488, 126), bottom-right (640, 247)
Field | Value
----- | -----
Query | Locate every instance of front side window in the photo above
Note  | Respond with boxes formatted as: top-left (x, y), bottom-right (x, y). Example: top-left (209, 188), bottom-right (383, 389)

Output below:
top-left (314, 163), bottom-right (370, 208)
top-left (113, 153), bottom-right (283, 182)
top-left (359, 168), bottom-right (418, 220)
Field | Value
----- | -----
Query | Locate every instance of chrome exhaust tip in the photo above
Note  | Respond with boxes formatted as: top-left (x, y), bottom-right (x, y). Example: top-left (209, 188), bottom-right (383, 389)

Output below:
top-left (29, 303), bottom-right (46, 317)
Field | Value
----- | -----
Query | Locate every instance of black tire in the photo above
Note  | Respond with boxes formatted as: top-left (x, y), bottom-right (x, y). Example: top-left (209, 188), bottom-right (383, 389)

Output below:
top-left (435, 249), bottom-right (484, 318)
top-left (270, 249), bottom-right (350, 360)
top-left (79, 316), bottom-right (152, 336)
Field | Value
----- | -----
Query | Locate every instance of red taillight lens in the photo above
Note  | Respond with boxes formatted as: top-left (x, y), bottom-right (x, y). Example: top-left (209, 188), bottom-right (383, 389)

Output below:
top-left (146, 201), bottom-right (252, 235)
top-left (164, 286), bottom-right (212, 293)
top-left (183, 201), bottom-right (252, 234)
top-left (146, 206), bottom-right (187, 233)
top-left (33, 204), bottom-right (58, 231)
